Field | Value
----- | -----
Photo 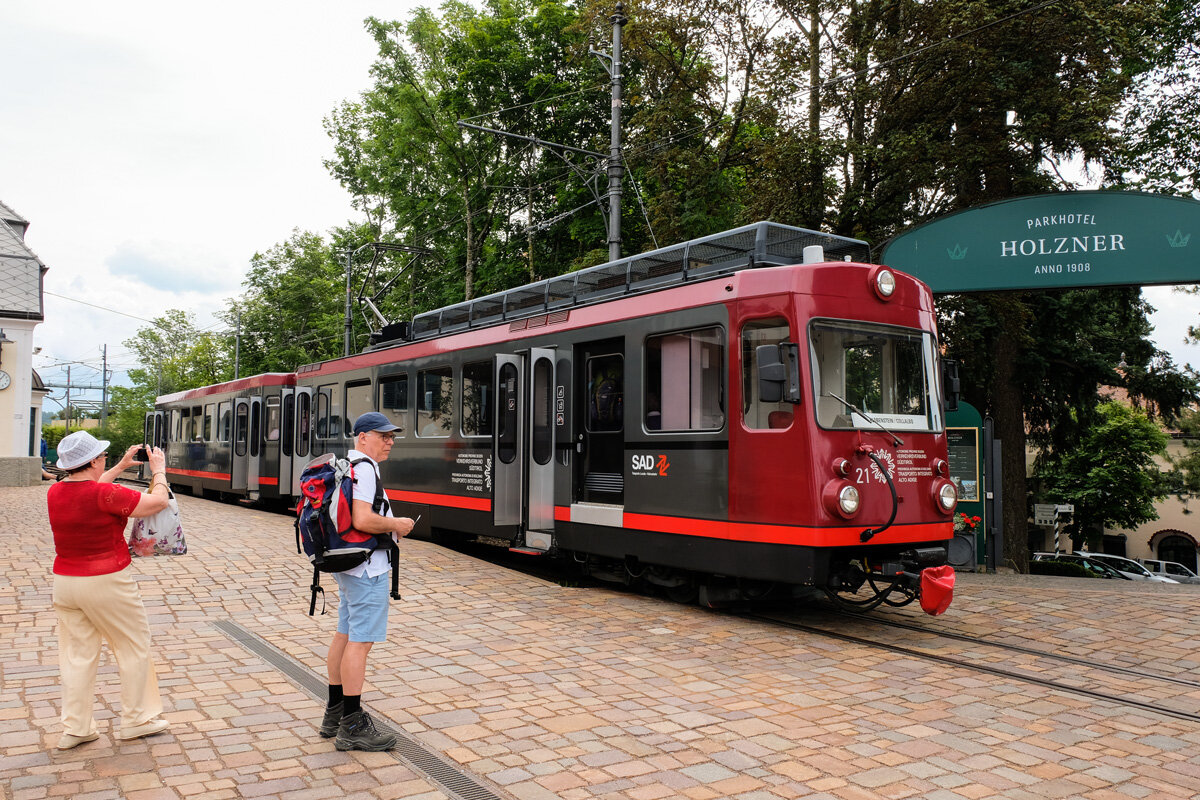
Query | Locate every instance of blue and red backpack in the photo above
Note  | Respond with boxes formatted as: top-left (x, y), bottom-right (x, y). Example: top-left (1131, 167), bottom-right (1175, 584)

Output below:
top-left (295, 454), bottom-right (400, 615)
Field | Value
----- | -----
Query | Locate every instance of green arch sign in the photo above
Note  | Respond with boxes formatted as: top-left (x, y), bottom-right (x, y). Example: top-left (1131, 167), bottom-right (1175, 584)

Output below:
top-left (880, 191), bottom-right (1200, 292)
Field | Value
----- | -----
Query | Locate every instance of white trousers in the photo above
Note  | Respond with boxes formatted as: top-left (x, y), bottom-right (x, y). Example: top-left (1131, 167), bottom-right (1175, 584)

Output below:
top-left (53, 566), bottom-right (163, 736)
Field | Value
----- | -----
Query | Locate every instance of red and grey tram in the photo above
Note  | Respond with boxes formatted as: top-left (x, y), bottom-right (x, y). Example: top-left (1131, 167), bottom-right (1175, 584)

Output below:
top-left (149, 222), bottom-right (958, 611)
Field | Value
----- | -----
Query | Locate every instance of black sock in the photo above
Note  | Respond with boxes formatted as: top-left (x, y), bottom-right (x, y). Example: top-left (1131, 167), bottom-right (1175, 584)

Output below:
top-left (328, 684), bottom-right (343, 707)
top-left (344, 694), bottom-right (362, 716)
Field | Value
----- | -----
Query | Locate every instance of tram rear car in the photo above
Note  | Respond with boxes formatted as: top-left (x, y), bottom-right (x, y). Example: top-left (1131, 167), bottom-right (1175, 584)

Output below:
top-left (153, 223), bottom-right (957, 610)
top-left (149, 373), bottom-right (299, 502)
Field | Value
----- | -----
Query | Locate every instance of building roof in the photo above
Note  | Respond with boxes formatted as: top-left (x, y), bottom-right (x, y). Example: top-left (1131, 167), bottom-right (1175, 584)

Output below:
top-left (0, 200), bottom-right (45, 320)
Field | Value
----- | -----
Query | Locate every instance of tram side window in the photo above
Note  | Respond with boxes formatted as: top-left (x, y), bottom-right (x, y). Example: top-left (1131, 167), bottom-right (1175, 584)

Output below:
top-left (265, 396), bottom-right (281, 442)
top-left (296, 392), bottom-right (310, 457)
top-left (282, 394), bottom-right (294, 456)
top-left (379, 374), bottom-right (408, 432)
top-left (249, 401), bottom-right (261, 457)
top-left (461, 361), bottom-right (493, 437)
top-left (316, 384), bottom-right (342, 439)
top-left (218, 402), bottom-right (232, 442)
top-left (204, 404), bottom-right (215, 441)
top-left (235, 403), bottom-right (248, 457)
top-left (644, 327), bottom-right (725, 432)
top-left (180, 408), bottom-right (192, 442)
top-left (742, 318), bottom-right (793, 430)
top-left (170, 409), bottom-right (182, 442)
top-left (344, 380), bottom-right (373, 437)
top-left (497, 364), bottom-right (518, 464)
top-left (417, 367), bottom-right (453, 437)
top-left (190, 406), bottom-right (203, 441)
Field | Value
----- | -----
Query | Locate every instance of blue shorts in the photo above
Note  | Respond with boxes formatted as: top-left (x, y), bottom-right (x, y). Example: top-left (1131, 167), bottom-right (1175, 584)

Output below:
top-left (333, 571), bottom-right (389, 642)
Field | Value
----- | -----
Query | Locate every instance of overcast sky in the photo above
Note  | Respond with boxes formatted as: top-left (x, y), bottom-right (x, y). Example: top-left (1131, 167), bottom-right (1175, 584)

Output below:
top-left (2, 1), bottom-right (1197, 417)
top-left (1, 1), bottom-right (419, 411)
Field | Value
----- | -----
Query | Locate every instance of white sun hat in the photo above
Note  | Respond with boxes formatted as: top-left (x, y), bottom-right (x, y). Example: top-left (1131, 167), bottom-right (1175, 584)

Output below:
top-left (56, 431), bottom-right (111, 470)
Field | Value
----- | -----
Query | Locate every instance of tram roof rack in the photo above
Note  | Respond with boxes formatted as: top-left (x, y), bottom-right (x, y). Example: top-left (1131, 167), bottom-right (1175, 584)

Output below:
top-left (400, 221), bottom-right (868, 344)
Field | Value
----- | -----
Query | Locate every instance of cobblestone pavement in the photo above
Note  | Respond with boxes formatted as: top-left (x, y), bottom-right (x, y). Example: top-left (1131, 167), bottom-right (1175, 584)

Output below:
top-left (3, 482), bottom-right (1200, 800)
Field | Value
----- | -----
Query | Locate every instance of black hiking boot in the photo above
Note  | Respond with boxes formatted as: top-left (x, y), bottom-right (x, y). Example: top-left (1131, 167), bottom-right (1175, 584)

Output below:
top-left (318, 701), bottom-right (343, 738)
top-left (334, 710), bottom-right (397, 751)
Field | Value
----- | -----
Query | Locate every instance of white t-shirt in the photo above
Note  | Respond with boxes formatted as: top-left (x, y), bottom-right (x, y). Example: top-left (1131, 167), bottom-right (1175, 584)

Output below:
top-left (342, 449), bottom-right (395, 579)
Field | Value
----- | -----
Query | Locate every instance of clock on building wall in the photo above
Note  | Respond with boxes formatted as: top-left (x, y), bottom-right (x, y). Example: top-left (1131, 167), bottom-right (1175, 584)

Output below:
top-left (0, 371), bottom-right (10, 390)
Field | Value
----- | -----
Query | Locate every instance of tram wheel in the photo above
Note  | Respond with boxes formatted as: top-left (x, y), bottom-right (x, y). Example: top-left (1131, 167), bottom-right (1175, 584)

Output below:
top-left (665, 583), bottom-right (698, 604)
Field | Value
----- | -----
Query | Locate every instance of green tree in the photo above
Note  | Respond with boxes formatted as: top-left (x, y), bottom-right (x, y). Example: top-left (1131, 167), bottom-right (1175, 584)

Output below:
top-left (1034, 401), bottom-right (1170, 548)
top-left (1107, 0), bottom-right (1200, 195)
top-left (103, 311), bottom-right (233, 453)
top-left (326, 1), bottom-right (607, 308)
top-left (222, 230), bottom-right (348, 375)
top-left (1169, 406), bottom-right (1200, 509)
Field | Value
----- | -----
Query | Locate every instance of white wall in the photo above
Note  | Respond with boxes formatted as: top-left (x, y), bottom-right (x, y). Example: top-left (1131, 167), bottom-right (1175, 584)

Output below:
top-left (0, 320), bottom-right (40, 457)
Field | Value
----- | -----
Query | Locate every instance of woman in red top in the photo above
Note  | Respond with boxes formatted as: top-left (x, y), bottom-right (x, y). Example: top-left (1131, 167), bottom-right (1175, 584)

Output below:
top-left (47, 431), bottom-right (171, 750)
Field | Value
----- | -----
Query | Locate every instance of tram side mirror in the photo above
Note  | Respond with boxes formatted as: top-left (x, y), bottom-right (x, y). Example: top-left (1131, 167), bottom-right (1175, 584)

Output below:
top-left (757, 343), bottom-right (801, 404)
top-left (942, 358), bottom-right (960, 413)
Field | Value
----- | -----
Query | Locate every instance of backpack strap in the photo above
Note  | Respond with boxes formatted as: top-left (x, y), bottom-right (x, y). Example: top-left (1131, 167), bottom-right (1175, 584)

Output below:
top-left (308, 567), bottom-right (325, 616)
top-left (350, 457), bottom-right (402, 602)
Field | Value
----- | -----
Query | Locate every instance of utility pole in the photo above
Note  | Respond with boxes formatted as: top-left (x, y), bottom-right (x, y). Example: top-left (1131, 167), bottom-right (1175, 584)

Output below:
top-left (234, 309), bottom-right (241, 380)
top-left (595, 2), bottom-right (626, 262)
top-left (100, 345), bottom-right (108, 428)
top-left (65, 365), bottom-right (71, 431)
top-left (344, 246), bottom-right (356, 357)
top-left (458, 4), bottom-right (628, 261)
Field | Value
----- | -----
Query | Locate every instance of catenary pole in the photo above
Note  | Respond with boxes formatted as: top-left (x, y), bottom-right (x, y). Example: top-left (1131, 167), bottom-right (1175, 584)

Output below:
top-left (100, 344), bottom-right (108, 428)
top-left (344, 247), bottom-right (354, 357)
top-left (606, 3), bottom-right (626, 262)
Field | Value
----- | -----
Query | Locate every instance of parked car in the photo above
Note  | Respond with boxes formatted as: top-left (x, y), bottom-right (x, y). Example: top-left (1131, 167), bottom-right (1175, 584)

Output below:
top-left (1031, 552), bottom-right (1132, 580)
top-left (1140, 558), bottom-right (1200, 585)
top-left (1074, 552), bottom-right (1179, 583)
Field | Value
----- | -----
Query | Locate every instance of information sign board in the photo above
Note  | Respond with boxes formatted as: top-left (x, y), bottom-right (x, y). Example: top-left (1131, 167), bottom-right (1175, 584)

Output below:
top-left (946, 428), bottom-right (979, 502)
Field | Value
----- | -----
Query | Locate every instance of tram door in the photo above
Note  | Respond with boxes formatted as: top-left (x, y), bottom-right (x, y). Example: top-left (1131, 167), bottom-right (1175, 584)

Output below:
top-left (231, 397), bottom-right (252, 493)
top-left (143, 411), bottom-right (166, 449)
top-left (277, 388), bottom-right (295, 496)
top-left (576, 340), bottom-right (625, 505)
top-left (493, 348), bottom-right (556, 550)
top-left (247, 396), bottom-right (262, 496)
top-left (291, 387), bottom-right (313, 490)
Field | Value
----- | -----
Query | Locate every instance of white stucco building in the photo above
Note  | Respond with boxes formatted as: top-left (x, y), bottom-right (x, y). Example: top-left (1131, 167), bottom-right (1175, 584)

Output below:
top-left (0, 200), bottom-right (47, 485)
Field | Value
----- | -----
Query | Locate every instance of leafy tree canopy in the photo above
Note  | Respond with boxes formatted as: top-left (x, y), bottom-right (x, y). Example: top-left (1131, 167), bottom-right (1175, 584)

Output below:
top-left (1034, 401), bottom-right (1170, 547)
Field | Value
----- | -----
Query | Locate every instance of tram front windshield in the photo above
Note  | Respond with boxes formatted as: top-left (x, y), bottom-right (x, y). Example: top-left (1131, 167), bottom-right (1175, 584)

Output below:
top-left (809, 320), bottom-right (942, 432)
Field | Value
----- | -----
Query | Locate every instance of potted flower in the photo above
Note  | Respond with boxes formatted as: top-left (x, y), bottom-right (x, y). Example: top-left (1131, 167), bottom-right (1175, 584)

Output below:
top-left (953, 512), bottom-right (981, 533)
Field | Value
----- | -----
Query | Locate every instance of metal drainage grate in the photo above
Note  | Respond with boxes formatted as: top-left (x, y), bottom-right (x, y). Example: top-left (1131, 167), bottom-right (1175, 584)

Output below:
top-left (213, 619), bottom-right (511, 800)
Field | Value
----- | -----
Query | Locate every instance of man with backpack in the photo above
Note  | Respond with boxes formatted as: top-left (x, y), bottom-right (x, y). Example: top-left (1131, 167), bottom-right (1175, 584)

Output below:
top-left (319, 412), bottom-right (415, 751)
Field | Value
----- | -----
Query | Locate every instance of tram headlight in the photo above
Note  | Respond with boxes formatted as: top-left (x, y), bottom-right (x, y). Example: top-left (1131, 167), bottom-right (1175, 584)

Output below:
top-left (823, 480), bottom-right (861, 519)
top-left (839, 485), bottom-right (861, 515)
top-left (873, 268), bottom-right (896, 299)
top-left (934, 480), bottom-right (957, 514)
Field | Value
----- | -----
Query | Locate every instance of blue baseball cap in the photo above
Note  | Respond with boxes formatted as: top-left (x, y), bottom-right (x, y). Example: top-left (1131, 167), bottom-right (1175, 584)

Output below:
top-left (352, 411), bottom-right (401, 435)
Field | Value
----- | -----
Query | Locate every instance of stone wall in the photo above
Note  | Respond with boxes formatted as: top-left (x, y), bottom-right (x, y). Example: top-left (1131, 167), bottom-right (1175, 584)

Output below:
top-left (0, 456), bottom-right (44, 487)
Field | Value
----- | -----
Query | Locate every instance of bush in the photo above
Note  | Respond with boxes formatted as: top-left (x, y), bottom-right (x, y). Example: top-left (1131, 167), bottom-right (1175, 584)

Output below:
top-left (1029, 559), bottom-right (1094, 578)
top-left (92, 425), bottom-right (142, 460)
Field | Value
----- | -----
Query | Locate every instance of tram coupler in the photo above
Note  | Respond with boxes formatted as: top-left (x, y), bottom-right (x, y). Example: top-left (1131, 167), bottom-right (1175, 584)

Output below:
top-left (918, 565), bottom-right (956, 616)
top-left (899, 546), bottom-right (948, 566)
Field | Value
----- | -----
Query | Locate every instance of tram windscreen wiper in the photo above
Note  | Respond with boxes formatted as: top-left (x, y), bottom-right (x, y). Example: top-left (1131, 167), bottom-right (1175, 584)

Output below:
top-left (825, 392), bottom-right (904, 448)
